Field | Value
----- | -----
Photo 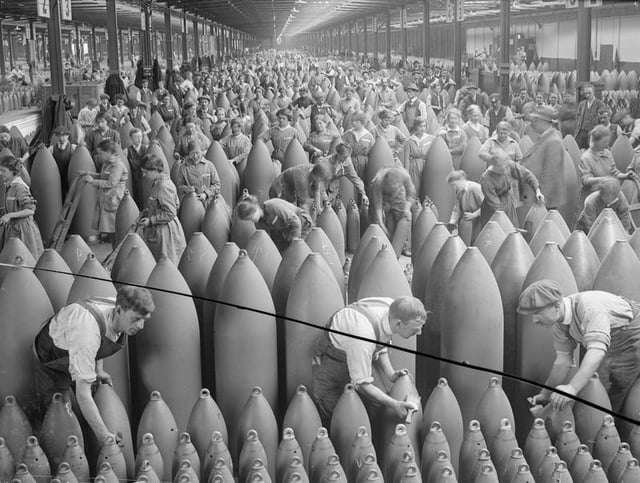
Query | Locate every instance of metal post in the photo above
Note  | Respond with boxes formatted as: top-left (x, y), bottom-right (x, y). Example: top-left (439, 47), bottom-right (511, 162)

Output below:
top-left (182, 11), bottom-right (188, 63)
top-left (118, 29), bottom-right (124, 67)
top-left (91, 26), bottom-right (98, 62)
top-left (193, 19), bottom-right (200, 59)
top-left (8, 31), bottom-right (15, 68)
top-left (0, 21), bottom-right (5, 77)
top-left (454, 0), bottom-right (463, 88)
top-left (385, 12), bottom-right (391, 69)
top-left (165, 9), bottom-right (173, 71)
top-left (500, 0), bottom-right (511, 106)
top-left (423, 0), bottom-right (430, 67)
top-left (576, 0), bottom-right (591, 85)
top-left (106, 0), bottom-right (119, 74)
top-left (400, 7), bottom-right (407, 65)
top-left (363, 17), bottom-right (368, 61)
top-left (373, 16), bottom-right (379, 68)
top-left (26, 22), bottom-right (38, 75)
top-left (47, 0), bottom-right (66, 95)
top-left (75, 24), bottom-right (82, 66)
top-left (141, 1), bottom-right (152, 74)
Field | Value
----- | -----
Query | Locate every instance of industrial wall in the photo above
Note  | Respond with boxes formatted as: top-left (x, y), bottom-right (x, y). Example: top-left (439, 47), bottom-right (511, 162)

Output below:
top-left (466, 12), bottom-right (640, 72)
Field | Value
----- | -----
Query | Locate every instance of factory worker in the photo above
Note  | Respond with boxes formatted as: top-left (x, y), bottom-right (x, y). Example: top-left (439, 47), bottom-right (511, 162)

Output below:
top-left (518, 279), bottom-right (640, 413)
top-left (33, 286), bottom-right (154, 441)
top-left (311, 296), bottom-right (427, 426)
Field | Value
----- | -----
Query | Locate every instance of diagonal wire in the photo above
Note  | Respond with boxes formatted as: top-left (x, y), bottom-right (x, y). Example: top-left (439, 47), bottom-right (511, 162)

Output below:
top-left (5, 260), bottom-right (640, 427)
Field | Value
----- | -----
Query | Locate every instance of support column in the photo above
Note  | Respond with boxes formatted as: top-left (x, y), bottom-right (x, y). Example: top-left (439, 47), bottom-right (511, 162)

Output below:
top-left (106, 0), bottom-right (119, 74)
top-left (423, 0), bottom-right (430, 67)
top-left (373, 16), bottom-right (379, 68)
top-left (454, 0), bottom-right (463, 88)
top-left (363, 17), bottom-right (368, 61)
top-left (8, 32), bottom-right (15, 68)
top-left (47, 0), bottom-right (66, 95)
top-left (118, 29), bottom-right (124, 67)
top-left (182, 12), bottom-right (188, 63)
top-left (165, 9), bottom-right (174, 71)
top-left (385, 12), bottom-right (392, 69)
top-left (500, 0), bottom-right (511, 106)
top-left (75, 25), bottom-right (82, 66)
top-left (348, 24), bottom-right (352, 58)
top-left (0, 21), bottom-right (5, 77)
top-left (91, 26), bottom-right (98, 62)
top-left (26, 22), bottom-right (38, 76)
top-left (193, 19), bottom-right (200, 59)
top-left (576, 0), bottom-right (591, 86)
top-left (141, 1), bottom-right (152, 73)
top-left (400, 7), bottom-right (407, 65)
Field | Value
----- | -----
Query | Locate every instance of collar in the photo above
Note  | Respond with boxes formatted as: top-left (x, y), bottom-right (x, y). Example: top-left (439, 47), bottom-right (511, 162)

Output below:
top-left (562, 297), bottom-right (572, 325)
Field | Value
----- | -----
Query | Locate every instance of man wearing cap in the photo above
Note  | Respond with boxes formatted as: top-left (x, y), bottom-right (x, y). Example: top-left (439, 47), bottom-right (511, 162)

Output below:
top-left (485, 94), bottom-right (514, 136)
top-left (575, 84), bottom-right (605, 150)
top-left (521, 105), bottom-right (566, 211)
top-left (197, 96), bottom-right (215, 123)
top-left (518, 279), bottom-right (640, 412)
top-left (397, 83), bottom-right (439, 136)
top-left (78, 98), bottom-right (99, 130)
top-left (464, 84), bottom-right (490, 115)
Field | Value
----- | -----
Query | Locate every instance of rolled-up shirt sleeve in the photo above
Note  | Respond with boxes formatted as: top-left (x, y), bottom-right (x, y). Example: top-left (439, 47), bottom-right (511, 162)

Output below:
top-left (580, 308), bottom-right (611, 352)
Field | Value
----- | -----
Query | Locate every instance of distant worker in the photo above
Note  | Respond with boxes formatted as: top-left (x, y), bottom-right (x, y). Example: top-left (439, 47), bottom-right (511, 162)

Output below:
top-left (34, 286), bottom-right (154, 441)
top-left (575, 177), bottom-right (633, 235)
top-left (446, 170), bottom-right (484, 243)
top-left (518, 279), bottom-right (640, 413)
top-left (235, 194), bottom-right (313, 251)
top-left (369, 167), bottom-right (417, 256)
top-left (311, 296), bottom-right (427, 426)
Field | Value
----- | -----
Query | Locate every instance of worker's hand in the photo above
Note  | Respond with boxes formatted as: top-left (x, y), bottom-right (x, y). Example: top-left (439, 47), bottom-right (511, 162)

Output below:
top-left (0, 214), bottom-right (12, 225)
top-left (390, 369), bottom-right (409, 383)
top-left (527, 392), bottom-right (550, 409)
top-left (463, 211), bottom-right (479, 221)
top-left (550, 384), bottom-right (577, 411)
top-left (82, 174), bottom-right (94, 184)
top-left (173, 152), bottom-right (181, 160)
top-left (392, 399), bottom-right (418, 420)
top-left (361, 194), bottom-right (369, 205)
top-left (138, 217), bottom-right (151, 227)
top-left (197, 193), bottom-right (207, 202)
top-left (96, 369), bottom-right (113, 387)
top-left (535, 190), bottom-right (545, 205)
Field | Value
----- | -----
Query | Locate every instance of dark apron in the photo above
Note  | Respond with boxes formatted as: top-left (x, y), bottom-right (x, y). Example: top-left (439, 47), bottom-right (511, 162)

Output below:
top-left (311, 303), bottom-right (390, 426)
top-left (32, 298), bottom-right (126, 418)
top-left (594, 297), bottom-right (640, 413)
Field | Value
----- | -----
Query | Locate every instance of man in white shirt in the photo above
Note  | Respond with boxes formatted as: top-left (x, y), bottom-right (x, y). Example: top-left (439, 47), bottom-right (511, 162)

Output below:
top-left (311, 296), bottom-right (427, 425)
top-left (33, 286), bottom-right (154, 442)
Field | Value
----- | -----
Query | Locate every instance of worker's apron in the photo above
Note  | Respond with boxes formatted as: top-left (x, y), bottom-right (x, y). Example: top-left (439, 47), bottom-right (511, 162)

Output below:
top-left (311, 305), bottom-right (391, 426)
top-left (31, 298), bottom-right (126, 419)
top-left (590, 297), bottom-right (640, 412)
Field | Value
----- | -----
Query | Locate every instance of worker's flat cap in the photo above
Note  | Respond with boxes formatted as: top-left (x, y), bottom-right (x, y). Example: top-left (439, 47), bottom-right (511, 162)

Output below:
top-left (517, 279), bottom-right (563, 314)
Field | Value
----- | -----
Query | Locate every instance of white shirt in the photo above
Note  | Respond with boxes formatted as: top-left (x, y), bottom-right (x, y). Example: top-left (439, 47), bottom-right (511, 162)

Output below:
top-left (329, 297), bottom-right (394, 385)
top-left (48, 298), bottom-right (119, 383)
